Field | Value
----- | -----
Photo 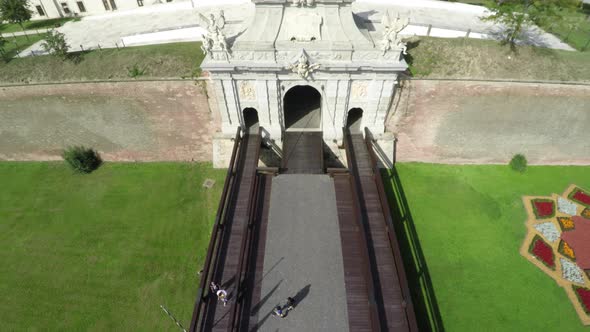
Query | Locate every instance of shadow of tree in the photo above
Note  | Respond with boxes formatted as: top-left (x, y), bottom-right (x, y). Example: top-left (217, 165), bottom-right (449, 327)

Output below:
top-left (380, 166), bottom-right (445, 332)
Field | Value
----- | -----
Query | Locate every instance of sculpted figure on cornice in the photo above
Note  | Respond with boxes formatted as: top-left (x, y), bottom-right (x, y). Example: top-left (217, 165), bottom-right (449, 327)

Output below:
top-left (199, 10), bottom-right (231, 57)
top-left (286, 50), bottom-right (320, 80)
top-left (380, 11), bottom-right (409, 56)
top-left (292, 0), bottom-right (315, 7)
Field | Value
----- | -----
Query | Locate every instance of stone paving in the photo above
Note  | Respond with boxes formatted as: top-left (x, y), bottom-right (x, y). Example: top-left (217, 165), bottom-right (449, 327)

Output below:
top-left (0, 81), bottom-right (216, 162)
top-left (255, 174), bottom-right (349, 331)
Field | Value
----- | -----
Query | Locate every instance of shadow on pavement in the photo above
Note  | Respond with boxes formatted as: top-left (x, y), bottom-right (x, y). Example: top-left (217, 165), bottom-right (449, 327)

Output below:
top-left (292, 284), bottom-right (311, 308)
top-left (381, 166), bottom-right (445, 332)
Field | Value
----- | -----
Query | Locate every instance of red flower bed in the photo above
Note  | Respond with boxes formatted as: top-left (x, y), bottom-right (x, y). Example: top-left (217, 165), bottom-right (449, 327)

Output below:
top-left (530, 236), bottom-right (555, 269)
top-left (532, 199), bottom-right (555, 218)
top-left (572, 189), bottom-right (590, 207)
top-left (575, 286), bottom-right (590, 314)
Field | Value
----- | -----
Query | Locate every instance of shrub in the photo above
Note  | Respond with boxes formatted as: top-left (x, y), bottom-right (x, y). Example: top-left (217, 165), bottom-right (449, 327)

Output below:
top-left (42, 30), bottom-right (70, 60)
top-left (62, 146), bottom-right (102, 173)
top-left (510, 153), bottom-right (527, 173)
top-left (127, 64), bottom-right (146, 78)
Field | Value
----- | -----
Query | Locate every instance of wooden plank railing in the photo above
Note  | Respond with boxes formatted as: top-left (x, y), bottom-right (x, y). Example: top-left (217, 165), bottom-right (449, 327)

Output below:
top-left (189, 127), bottom-right (243, 332)
top-left (342, 127), bottom-right (382, 332)
top-left (363, 127), bottom-right (419, 332)
top-left (227, 128), bottom-right (263, 331)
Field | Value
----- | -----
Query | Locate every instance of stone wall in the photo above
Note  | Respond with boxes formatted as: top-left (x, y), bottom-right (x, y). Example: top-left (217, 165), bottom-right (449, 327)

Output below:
top-left (0, 80), bottom-right (217, 162)
top-left (388, 80), bottom-right (590, 165)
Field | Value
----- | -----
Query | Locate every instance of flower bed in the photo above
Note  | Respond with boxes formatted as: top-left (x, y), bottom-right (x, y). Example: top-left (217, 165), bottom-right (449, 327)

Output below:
top-left (529, 235), bottom-right (555, 269)
top-left (532, 199), bottom-right (555, 219)
top-left (570, 188), bottom-right (590, 208)
top-left (534, 222), bottom-right (560, 242)
top-left (558, 197), bottom-right (578, 216)
top-left (559, 240), bottom-right (576, 261)
top-left (561, 258), bottom-right (585, 284)
top-left (522, 185), bottom-right (590, 325)
top-left (574, 286), bottom-right (590, 314)
top-left (558, 217), bottom-right (575, 231)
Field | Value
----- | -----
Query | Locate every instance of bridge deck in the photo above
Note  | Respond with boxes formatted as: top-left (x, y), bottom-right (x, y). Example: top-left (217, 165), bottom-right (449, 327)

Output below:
top-left (346, 132), bottom-right (417, 331)
top-left (282, 131), bottom-right (324, 174)
top-left (201, 133), bottom-right (261, 331)
top-left (332, 173), bottom-right (379, 332)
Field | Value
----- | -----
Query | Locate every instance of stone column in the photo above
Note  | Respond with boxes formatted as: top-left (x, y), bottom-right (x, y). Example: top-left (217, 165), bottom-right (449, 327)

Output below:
top-left (372, 79), bottom-right (397, 135)
top-left (267, 79), bottom-right (282, 140)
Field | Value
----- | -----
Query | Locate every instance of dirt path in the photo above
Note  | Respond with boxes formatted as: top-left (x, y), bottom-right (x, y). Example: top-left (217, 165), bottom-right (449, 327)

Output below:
top-left (388, 80), bottom-right (590, 165)
top-left (0, 81), bottom-right (216, 162)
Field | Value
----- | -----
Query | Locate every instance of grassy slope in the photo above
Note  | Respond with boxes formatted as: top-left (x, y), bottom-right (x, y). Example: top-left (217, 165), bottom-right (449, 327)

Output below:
top-left (0, 18), bottom-right (76, 33)
top-left (0, 162), bottom-right (225, 331)
top-left (0, 42), bottom-right (204, 84)
top-left (1, 34), bottom-right (46, 59)
top-left (385, 164), bottom-right (590, 331)
top-left (406, 37), bottom-right (590, 81)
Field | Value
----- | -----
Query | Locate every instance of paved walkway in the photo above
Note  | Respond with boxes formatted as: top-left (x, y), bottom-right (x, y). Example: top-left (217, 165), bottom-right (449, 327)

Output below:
top-left (256, 174), bottom-right (349, 331)
top-left (19, 0), bottom-right (573, 56)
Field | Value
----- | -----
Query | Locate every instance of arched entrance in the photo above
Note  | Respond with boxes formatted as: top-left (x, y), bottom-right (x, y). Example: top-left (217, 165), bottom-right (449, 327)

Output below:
top-left (283, 85), bottom-right (321, 130)
top-left (346, 108), bottom-right (363, 133)
top-left (242, 108), bottom-right (259, 134)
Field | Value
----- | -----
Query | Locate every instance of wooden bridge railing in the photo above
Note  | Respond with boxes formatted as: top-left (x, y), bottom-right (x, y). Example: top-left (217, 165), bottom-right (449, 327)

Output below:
top-left (189, 127), bottom-right (243, 332)
top-left (363, 127), bottom-right (419, 332)
top-left (227, 128), bottom-right (263, 331)
top-left (342, 127), bottom-right (383, 332)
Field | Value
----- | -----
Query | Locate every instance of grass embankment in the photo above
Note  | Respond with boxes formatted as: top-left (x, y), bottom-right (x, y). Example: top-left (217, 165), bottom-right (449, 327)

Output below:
top-left (384, 163), bottom-right (590, 331)
top-left (0, 162), bottom-right (225, 330)
top-left (0, 18), bottom-right (76, 34)
top-left (1, 34), bottom-right (46, 59)
top-left (406, 37), bottom-right (590, 81)
top-left (452, 0), bottom-right (590, 51)
top-left (545, 6), bottom-right (590, 52)
top-left (0, 42), bottom-right (204, 84)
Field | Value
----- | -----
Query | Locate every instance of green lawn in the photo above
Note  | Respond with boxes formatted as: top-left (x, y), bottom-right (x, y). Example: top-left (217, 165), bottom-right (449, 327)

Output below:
top-left (0, 42), bottom-right (204, 84)
top-left (384, 163), bottom-right (590, 331)
top-left (0, 162), bottom-right (225, 331)
top-left (1, 34), bottom-right (46, 60)
top-left (406, 36), bottom-right (590, 81)
top-left (0, 18), bottom-right (76, 33)
top-left (545, 7), bottom-right (590, 51)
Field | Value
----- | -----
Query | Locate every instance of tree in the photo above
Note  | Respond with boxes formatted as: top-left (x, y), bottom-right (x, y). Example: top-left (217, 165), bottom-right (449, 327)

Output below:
top-left (483, 0), bottom-right (581, 47)
top-left (0, 35), bottom-right (6, 59)
top-left (42, 30), bottom-right (70, 60)
top-left (0, 0), bottom-right (32, 37)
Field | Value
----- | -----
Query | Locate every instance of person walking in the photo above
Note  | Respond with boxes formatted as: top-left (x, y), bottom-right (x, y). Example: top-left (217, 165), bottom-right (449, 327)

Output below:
top-left (210, 281), bottom-right (219, 293)
top-left (285, 297), bottom-right (295, 311)
top-left (216, 289), bottom-right (228, 306)
top-left (272, 305), bottom-right (285, 318)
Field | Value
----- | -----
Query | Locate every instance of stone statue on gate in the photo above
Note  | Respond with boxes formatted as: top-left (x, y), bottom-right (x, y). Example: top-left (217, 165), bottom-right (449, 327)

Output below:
top-left (380, 11), bottom-right (410, 56)
top-left (286, 50), bottom-right (320, 80)
top-left (292, 0), bottom-right (315, 7)
top-left (198, 11), bottom-right (231, 57)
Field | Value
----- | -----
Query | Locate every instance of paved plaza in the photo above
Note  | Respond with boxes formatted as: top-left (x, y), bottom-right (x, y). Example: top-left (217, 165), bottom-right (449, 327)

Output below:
top-left (20, 0), bottom-right (573, 56)
top-left (256, 174), bottom-right (349, 331)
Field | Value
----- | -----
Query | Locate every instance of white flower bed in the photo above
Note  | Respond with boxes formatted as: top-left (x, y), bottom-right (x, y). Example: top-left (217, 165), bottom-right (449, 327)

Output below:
top-left (558, 197), bottom-right (578, 216)
top-left (534, 222), bottom-right (560, 243)
top-left (561, 258), bottom-right (585, 284)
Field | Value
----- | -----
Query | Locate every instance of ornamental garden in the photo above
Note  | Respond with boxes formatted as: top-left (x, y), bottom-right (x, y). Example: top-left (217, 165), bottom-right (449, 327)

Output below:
top-left (523, 185), bottom-right (590, 325)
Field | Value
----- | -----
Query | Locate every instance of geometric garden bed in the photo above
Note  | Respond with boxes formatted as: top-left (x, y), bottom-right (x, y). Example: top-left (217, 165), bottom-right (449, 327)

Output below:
top-left (521, 184), bottom-right (590, 325)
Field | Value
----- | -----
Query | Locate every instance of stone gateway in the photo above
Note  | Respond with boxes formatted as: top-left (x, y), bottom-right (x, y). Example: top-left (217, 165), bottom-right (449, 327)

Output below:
top-left (205, 0), bottom-right (407, 166)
